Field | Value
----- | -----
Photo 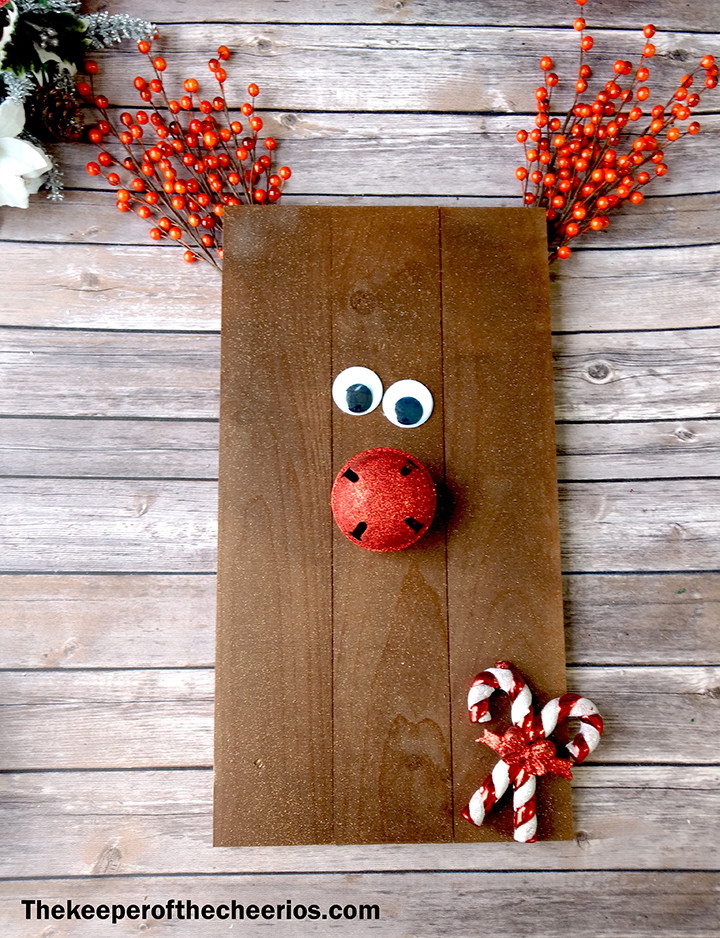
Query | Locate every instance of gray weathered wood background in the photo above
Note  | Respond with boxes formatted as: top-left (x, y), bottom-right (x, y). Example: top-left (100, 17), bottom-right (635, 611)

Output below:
top-left (1, 0), bottom-right (719, 934)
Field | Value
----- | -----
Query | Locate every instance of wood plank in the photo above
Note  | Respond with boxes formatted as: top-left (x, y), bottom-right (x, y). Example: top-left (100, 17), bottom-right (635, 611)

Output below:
top-left (54, 113), bottom-right (720, 195)
top-left (3, 327), bottom-right (720, 421)
top-left (0, 575), bottom-right (216, 669)
top-left (564, 573), bottom-right (720, 666)
top-left (3, 417), bottom-right (720, 480)
top-left (0, 329), bottom-right (221, 419)
top-left (0, 667), bottom-right (717, 770)
top-left (2, 478), bottom-right (720, 573)
top-left (3, 191), bottom-right (720, 253)
top-left (440, 208), bottom-right (570, 842)
top-left (1, 572), bottom-right (716, 671)
top-left (0, 417), bottom-right (218, 478)
top-left (552, 328), bottom-right (720, 422)
top-left (0, 479), bottom-right (218, 572)
top-left (1, 872), bottom-right (718, 937)
top-left (556, 420), bottom-right (720, 481)
top-left (328, 208), bottom-right (451, 844)
top-left (78, 25), bottom-right (720, 113)
top-left (214, 207), bottom-right (334, 846)
top-left (84, 0), bottom-right (720, 30)
top-left (559, 480), bottom-right (720, 572)
top-left (1, 766), bottom-right (718, 875)
top-left (1, 239), bottom-right (718, 331)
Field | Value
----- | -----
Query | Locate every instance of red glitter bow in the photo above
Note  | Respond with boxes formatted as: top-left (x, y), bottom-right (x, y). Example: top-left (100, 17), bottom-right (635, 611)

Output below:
top-left (479, 726), bottom-right (574, 780)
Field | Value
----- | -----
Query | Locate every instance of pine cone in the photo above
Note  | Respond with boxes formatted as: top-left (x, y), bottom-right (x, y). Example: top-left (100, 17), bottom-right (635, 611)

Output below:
top-left (25, 84), bottom-right (84, 142)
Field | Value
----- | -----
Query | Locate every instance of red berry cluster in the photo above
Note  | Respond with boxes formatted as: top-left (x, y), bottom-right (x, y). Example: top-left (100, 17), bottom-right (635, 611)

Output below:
top-left (516, 0), bottom-right (718, 261)
top-left (80, 39), bottom-right (291, 269)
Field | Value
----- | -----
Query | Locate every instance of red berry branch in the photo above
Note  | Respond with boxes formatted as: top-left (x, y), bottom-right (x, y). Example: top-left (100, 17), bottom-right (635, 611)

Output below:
top-left (516, 0), bottom-right (718, 262)
top-left (79, 38), bottom-right (291, 270)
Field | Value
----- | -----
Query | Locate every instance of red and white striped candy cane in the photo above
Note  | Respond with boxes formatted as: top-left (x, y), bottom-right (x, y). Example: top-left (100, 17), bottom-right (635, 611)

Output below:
top-left (512, 764), bottom-right (538, 843)
top-left (464, 665), bottom-right (604, 843)
top-left (463, 757), bottom-right (511, 829)
top-left (464, 661), bottom-right (536, 838)
top-left (467, 660), bottom-right (535, 736)
top-left (539, 693), bottom-right (604, 763)
top-left (511, 696), bottom-right (603, 841)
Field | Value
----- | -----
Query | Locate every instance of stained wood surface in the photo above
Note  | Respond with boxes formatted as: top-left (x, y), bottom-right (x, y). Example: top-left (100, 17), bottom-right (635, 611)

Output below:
top-left (1, 0), bottom-right (719, 934)
top-left (328, 208), bottom-right (452, 844)
top-left (439, 208), bottom-right (571, 842)
top-left (214, 208), bottom-right (334, 846)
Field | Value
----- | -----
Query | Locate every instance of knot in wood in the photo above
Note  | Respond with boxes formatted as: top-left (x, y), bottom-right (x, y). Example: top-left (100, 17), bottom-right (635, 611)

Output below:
top-left (249, 35), bottom-right (274, 55)
top-left (585, 360), bottom-right (613, 384)
top-left (91, 843), bottom-right (122, 874)
top-left (675, 426), bottom-right (696, 442)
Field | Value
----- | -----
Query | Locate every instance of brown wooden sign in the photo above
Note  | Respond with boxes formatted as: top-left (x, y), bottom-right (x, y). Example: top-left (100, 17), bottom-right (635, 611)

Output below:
top-left (214, 206), bottom-right (572, 845)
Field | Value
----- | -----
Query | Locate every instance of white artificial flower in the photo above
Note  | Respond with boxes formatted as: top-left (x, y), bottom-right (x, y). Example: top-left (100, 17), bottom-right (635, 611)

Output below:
top-left (0, 2), bottom-right (19, 71)
top-left (0, 97), bottom-right (52, 208)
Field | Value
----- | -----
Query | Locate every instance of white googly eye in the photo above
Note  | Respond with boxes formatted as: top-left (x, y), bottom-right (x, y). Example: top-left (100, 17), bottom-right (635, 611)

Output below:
top-left (382, 379), bottom-right (434, 428)
top-left (332, 366), bottom-right (383, 416)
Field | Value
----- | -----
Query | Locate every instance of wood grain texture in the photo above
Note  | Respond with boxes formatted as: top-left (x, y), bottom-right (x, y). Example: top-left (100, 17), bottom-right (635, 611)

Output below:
top-left (0, 574), bottom-right (216, 669)
top-left (2, 477), bottom-right (720, 573)
top-left (0, 417), bottom-right (218, 478)
top-left (78, 25), bottom-right (720, 114)
top-left (2, 416), bottom-right (720, 480)
top-left (440, 208), bottom-right (570, 842)
top-left (214, 207), bottom-right (334, 845)
top-left (2, 667), bottom-right (717, 770)
top-left (1, 0), bottom-right (718, 928)
top-left (4, 327), bottom-right (720, 420)
top-left (555, 420), bottom-right (720, 481)
top-left (2, 572), bottom-right (717, 670)
top-left (2, 191), bottom-right (719, 252)
top-left (2, 872), bottom-right (719, 937)
top-left (2, 766), bottom-right (719, 876)
top-left (84, 0), bottom-right (720, 29)
top-left (328, 207), bottom-right (451, 844)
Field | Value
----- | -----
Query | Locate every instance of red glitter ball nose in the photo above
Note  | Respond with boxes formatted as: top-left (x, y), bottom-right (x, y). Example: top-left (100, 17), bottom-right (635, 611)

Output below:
top-left (331, 447), bottom-right (437, 552)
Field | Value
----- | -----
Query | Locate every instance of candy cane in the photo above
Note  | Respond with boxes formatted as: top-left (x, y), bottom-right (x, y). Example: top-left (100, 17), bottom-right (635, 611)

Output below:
top-left (512, 765), bottom-right (538, 843)
top-left (467, 660), bottom-right (535, 737)
top-left (462, 757), bottom-right (511, 829)
top-left (463, 664), bottom-right (604, 843)
top-left (539, 693), bottom-right (604, 763)
top-left (464, 661), bottom-right (538, 841)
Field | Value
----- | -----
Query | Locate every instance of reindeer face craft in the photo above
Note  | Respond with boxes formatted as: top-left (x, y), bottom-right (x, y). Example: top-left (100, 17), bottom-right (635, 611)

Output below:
top-left (215, 206), bottom-right (572, 845)
top-left (330, 368), bottom-right (436, 552)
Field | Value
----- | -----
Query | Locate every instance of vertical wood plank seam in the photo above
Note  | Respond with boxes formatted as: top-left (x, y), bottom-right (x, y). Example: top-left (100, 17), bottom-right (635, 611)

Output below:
top-left (330, 210), bottom-right (336, 845)
top-left (438, 208), bottom-right (456, 840)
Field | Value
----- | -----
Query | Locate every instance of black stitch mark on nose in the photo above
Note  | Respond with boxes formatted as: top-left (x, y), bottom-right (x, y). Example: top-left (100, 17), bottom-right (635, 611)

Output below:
top-left (400, 461), bottom-right (417, 476)
top-left (343, 468), bottom-right (359, 483)
top-left (405, 517), bottom-right (423, 533)
top-left (350, 521), bottom-right (368, 540)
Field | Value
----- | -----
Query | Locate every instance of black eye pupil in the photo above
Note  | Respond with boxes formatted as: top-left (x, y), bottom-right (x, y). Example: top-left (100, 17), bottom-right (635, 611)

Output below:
top-left (395, 396), bottom-right (423, 426)
top-left (346, 383), bottom-right (373, 413)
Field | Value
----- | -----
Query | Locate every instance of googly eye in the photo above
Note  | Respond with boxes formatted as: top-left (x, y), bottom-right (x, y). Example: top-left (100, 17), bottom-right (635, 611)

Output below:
top-left (382, 379), bottom-right (434, 428)
top-left (332, 366), bottom-right (383, 416)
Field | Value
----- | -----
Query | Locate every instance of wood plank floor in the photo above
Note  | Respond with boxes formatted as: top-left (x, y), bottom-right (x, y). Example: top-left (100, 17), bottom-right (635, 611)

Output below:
top-left (1, 0), bottom-right (719, 934)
